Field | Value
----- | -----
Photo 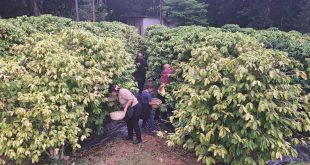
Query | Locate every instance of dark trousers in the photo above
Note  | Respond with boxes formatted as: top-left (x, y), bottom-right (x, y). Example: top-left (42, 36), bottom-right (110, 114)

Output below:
top-left (155, 93), bottom-right (173, 120)
top-left (137, 78), bottom-right (145, 94)
top-left (141, 103), bottom-right (155, 130)
top-left (126, 103), bottom-right (142, 140)
top-left (141, 103), bottom-right (151, 122)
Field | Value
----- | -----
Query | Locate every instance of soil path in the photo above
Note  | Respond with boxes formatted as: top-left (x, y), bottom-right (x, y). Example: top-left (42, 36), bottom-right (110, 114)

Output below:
top-left (71, 132), bottom-right (202, 165)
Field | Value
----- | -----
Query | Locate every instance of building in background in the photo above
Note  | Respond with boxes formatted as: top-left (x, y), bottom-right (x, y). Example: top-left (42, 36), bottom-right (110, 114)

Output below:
top-left (122, 15), bottom-right (161, 35)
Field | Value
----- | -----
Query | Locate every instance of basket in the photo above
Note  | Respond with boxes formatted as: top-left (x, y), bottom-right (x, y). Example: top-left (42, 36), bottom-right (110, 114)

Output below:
top-left (151, 98), bottom-right (162, 109)
top-left (157, 87), bottom-right (166, 96)
top-left (110, 111), bottom-right (125, 121)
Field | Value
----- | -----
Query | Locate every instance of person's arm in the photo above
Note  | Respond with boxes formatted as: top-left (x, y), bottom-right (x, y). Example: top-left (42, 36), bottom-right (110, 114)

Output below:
top-left (147, 94), bottom-right (155, 105)
top-left (107, 95), bottom-right (117, 102)
top-left (120, 89), bottom-right (135, 112)
top-left (158, 83), bottom-right (166, 91)
top-left (123, 99), bottom-right (133, 112)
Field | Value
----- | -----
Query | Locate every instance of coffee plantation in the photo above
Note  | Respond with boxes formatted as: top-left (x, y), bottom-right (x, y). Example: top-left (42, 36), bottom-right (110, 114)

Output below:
top-left (0, 15), bottom-right (309, 164)
top-left (144, 25), bottom-right (309, 165)
top-left (0, 15), bottom-right (140, 163)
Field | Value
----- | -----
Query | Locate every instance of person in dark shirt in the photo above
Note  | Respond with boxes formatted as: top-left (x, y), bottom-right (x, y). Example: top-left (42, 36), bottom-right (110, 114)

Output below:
top-left (140, 82), bottom-right (156, 132)
top-left (134, 53), bottom-right (148, 94)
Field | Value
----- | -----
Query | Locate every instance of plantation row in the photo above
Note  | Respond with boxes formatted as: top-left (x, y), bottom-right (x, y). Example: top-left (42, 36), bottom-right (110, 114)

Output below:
top-left (0, 15), bottom-right (141, 163)
top-left (0, 15), bottom-right (309, 164)
top-left (144, 25), bottom-right (310, 164)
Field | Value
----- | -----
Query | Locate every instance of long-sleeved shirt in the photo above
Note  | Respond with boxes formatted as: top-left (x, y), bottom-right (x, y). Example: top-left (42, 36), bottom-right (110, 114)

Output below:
top-left (134, 59), bottom-right (147, 81)
top-left (160, 68), bottom-right (175, 84)
top-left (140, 90), bottom-right (152, 104)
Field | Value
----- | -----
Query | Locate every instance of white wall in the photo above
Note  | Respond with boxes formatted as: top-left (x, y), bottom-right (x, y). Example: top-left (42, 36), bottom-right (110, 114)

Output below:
top-left (127, 18), bottom-right (143, 34)
top-left (142, 18), bottom-right (161, 35)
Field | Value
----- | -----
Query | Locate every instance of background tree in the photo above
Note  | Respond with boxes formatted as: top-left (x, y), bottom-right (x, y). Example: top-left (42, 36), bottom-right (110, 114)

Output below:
top-left (203, 0), bottom-right (244, 27)
top-left (296, 0), bottom-right (310, 33)
top-left (163, 0), bottom-right (208, 26)
top-left (30, 0), bottom-right (42, 16)
top-left (0, 0), bottom-right (310, 33)
top-left (106, 0), bottom-right (159, 22)
top-left (238, 0), bottom-right (274, 29)
top-left (75, 0), bottom-right (80, 21)
top-left (76, 0), bottom-right (107, 21)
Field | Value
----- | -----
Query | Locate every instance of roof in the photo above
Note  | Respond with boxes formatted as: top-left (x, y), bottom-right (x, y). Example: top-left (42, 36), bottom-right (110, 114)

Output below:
top-left (120, 15), bottom-right (159, 19)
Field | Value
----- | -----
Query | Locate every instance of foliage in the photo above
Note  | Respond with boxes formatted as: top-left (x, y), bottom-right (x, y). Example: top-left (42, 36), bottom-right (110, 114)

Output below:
top-left (144, 25), bottom-right (209, 82)
top-left (1, 0), bottom-right (310, 33)
top-left (221, 24), bottom-right (242, 33)
top-left (221, 25), bottom-right (310, 94)
top-left (78, 0), bottom-right (108, 21)
top-left (163, 0), bottom-right (208, 26)
top-left (168, 40), bottom-right (309, 165)
top-left (107, 0), bottom-right (160, 21)
top-left (296, 0), bottom-right (310, 33)
top-left (145, 25), bottom-right (310, 164)
top-left (75, 21), bottom-right (143, 55)
top-left (0, 21), bottom-right (27, 56)
top-left (7, 15), bottom-right (73, 34)
top-left (0, 15), bottom-right (140, 163)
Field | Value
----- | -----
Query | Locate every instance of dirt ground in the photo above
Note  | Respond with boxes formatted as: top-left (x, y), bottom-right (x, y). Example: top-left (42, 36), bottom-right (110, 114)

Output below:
top-left (70, 133), bottom-right (203, 165)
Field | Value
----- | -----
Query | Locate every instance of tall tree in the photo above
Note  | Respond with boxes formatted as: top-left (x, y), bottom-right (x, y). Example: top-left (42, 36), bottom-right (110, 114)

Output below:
top-left (77, 0), bottom-right (106, 21)
top-left (237, 0), bottom-right (273, 29)
top-left (297, 0), bottom-right (310, 33)
top-left (75, 0), bottom-right (80, 21)
top-left (30, 0), bottom-right (41, 16)
top-left (107, 0), bottom-right (159, 22)
top-left (0, 0), bottom-right (309, 33)
top-left (203, 0), bottom-right (244, 27)
top-left (269, 0), bottom-right (297, 31)
top-left (42, 0), bottom-right (74, 18)
top-left (163, 0), bottom-right (208, 26)
top-left (92, 0), bottom-right (96, 21)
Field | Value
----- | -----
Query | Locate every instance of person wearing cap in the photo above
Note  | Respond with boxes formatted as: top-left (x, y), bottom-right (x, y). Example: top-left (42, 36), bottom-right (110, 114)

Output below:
top-left (109, 85), bottom-right (142, 144)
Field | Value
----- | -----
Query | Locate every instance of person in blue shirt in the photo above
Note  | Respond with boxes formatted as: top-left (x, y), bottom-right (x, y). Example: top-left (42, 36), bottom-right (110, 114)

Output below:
top-left (140, 82), bottom-right (156, 132)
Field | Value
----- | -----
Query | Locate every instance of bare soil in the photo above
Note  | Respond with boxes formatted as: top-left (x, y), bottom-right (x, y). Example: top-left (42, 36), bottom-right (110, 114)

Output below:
top-left (70, 133), bottom-right (203, 165)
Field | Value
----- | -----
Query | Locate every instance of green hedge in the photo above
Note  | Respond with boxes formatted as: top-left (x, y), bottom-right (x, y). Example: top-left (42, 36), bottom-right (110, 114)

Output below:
top-left (222, 24), bottom-right (310, 94)
top-left (0, 15), bottom-right (141, 163)
top-left (145, 25), bottom-right (309, 165)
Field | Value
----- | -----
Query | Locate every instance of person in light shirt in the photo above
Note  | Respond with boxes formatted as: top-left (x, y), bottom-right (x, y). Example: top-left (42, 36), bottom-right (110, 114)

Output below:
top-left (109, 85), bottom-right (142, 144)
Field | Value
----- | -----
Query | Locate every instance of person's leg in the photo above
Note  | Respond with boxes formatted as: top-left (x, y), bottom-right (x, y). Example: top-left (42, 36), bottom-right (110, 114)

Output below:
top-left (154, 108), bottom-right (160, 120)
top-left (138, 78), bottom-right (145, 94)
top-left (141, 118), bottom-right (147, 128)
top-left (132, 104), bottom-right (142, 143)
top-left (157, 93), bottom-right (167, 120)
top-left (126, 120), bottom-right (133, 140)
top-left (149, 109), bottom-right (156, 131)
top-left (141, 104), bottom-right (150, 128)
top-left (167, 106), bottom-right (173, 116)
top-left (141, 77), bottom-right (146, 91)
top-left (161, 111), bottom-right (168, 120)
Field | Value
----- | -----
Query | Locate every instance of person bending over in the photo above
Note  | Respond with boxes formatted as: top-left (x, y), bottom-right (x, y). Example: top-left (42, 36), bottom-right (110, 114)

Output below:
top-left (109, 85), bottom-right (142, 144)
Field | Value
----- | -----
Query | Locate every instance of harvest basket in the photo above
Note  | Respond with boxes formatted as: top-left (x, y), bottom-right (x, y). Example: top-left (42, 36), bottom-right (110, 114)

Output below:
top-left (151, 98), bottom-right (162, 109)
top-left (110, 111), bottom-right (125, 121)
